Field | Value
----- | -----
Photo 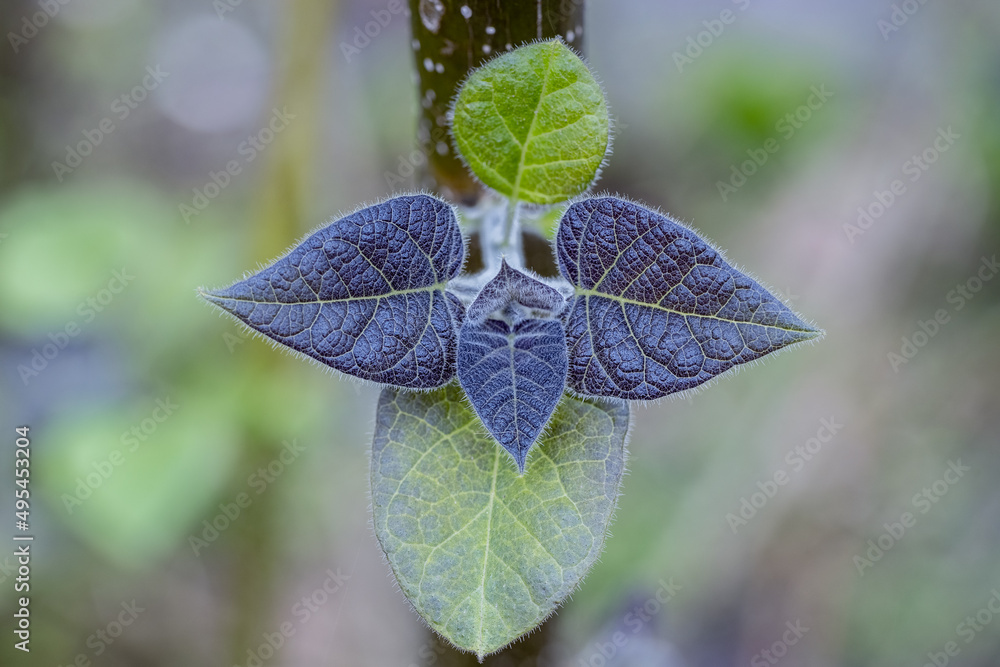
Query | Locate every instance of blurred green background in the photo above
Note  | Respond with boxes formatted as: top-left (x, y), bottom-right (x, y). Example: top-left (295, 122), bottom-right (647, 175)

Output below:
top-left (2, 1), bottom-right (1000, 665)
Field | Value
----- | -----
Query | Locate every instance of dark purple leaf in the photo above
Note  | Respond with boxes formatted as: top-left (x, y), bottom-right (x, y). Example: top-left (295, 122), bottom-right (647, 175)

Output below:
top-left (556, 197), bottom-right (821, 400)
top-left (457, 263), bottom-right (568, 472)
top-left (200, 195), bottom-right (464, 389)
top-left (466, 259), bottom-right (565, 324)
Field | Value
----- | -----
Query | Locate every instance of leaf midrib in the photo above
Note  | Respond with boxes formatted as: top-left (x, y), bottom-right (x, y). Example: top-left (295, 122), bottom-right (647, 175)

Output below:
top-left (574, 289), bottom-right (820, 334)
top-left (509, 42), bottom-right (556, 206)
top-left (476, 447), bottom-right (502, 653)
top-left (203, 283), bottom-right (448, 305)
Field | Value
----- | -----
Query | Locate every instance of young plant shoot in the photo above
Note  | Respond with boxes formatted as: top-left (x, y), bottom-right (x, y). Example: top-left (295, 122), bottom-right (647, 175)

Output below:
top-left (200, 39), bottom-right (820, 658)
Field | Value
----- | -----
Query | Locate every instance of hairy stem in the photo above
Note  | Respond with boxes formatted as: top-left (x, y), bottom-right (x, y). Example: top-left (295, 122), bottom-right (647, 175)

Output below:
top-left (501, 199), bottom-right (524, 268)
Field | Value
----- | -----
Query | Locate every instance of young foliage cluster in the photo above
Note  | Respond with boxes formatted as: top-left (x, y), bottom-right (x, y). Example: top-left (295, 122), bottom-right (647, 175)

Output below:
top-left (201, 39), bottom-right (820, 657)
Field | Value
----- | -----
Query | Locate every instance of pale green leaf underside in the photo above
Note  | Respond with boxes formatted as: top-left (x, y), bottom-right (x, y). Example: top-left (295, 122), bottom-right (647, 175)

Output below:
top-left (451, 39), bottom-right (609, 205)
top-left (371, 384), bottom-right (629, 657)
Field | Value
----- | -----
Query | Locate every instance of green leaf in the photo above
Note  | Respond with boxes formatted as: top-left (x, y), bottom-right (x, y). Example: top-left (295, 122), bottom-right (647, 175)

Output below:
top-left (451, 39), bottom-right (609, 205)
top-left (371, 384), bottom-right (629, 658)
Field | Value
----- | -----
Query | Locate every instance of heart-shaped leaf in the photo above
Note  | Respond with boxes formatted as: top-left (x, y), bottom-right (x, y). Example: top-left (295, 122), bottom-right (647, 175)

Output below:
top-left (556, 197), bottom-right (822, 400)
top-left (458, 261), bottom-right (568, 471)
top-left (451, 39), bottom-right (609, 205)
top-left (371, 384), bottom-right (629, 658)
top-left (199, 195), bottom-right (465, 389)
top-left (457, 318), bottom-right (568, 472)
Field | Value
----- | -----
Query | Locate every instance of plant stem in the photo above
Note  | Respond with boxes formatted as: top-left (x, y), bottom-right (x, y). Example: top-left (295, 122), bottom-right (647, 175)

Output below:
top-left (501, 199), bottom-right (524, 268)
top-left (250, 0), bottom-right (334, 258)
top-left (405, 0), bottom-right (585, 658)
top-left (229, 1), bottom-right (334, 665)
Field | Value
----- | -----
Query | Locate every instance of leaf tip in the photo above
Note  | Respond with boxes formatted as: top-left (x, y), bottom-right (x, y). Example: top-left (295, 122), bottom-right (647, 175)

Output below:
top-left (195, 285), bottom-right (227, 308)
top-left (805, 322), bottom-right (825, 336)
top-left (784, 312), bottom-right (825, 343)
top-left (799, 324), bottom-right (826, 342)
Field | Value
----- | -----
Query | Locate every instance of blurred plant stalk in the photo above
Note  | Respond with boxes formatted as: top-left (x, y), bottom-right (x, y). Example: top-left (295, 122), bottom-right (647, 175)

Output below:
top-left (230, 0), bottom-right (336, 665)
